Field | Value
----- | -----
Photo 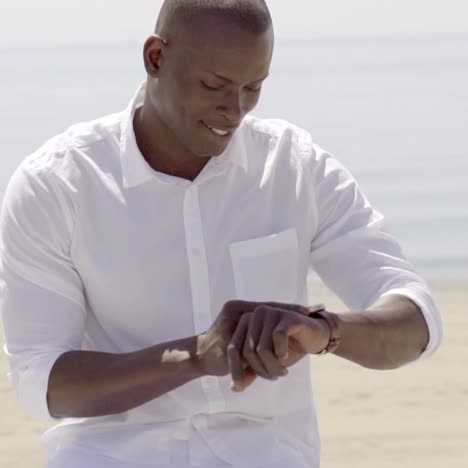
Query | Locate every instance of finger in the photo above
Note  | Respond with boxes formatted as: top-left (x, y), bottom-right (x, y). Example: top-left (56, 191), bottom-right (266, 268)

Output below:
top-left (243, 310), bottom-right (273, 380)
top-left (232, 366), bottom-right (257, 392)
top-left (228, 313), bottom-right (251, 388)
top-left (256, 316), bottom-right (289, 378)
top-left (272, 318), bottom-right (290, 360)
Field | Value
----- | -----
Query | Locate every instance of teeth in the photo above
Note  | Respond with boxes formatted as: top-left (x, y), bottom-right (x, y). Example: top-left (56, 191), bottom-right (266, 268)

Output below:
top-left (209, 126), bottom-right (230, 136)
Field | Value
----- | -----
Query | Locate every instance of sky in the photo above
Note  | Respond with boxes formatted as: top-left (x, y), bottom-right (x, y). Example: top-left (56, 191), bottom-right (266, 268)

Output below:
top-left (0, 0), bottom-right (467, 47)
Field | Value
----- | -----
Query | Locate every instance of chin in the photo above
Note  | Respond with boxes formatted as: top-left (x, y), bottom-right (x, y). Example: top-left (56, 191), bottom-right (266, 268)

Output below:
top-left (182, 130), bottom-right (232, 159)
top-left (192, 143), bottom-right (229, 159)
top-left (206, 147), bottom-right (227, 157)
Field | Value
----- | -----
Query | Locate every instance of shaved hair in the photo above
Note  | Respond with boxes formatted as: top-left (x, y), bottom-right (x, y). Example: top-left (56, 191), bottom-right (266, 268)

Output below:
top-left (155, 0), bottom-right (273, 40)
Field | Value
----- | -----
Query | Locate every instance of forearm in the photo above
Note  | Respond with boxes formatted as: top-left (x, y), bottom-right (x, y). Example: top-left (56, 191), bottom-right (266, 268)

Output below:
top-left (333, 295), bottom-right (430, 370)
top-left (47, 335), bottom-right (203, 418)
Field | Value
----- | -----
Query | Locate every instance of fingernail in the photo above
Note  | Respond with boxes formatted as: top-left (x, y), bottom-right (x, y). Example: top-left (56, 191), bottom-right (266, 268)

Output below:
top-left (281, 368), bottom-right (288, 376)
top-left (230, 381), bottom-right (240, 391)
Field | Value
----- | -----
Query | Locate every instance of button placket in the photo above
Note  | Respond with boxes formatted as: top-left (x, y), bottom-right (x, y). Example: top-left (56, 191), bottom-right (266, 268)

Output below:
top-left (183, 185), bottom-right (226, 422)
top-left (183, 186), bottom-right (211, 335)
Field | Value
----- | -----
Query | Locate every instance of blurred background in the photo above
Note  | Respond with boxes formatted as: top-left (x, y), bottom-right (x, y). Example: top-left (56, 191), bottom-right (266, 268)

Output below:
top-left (0, 1), bottom-right (467, 467)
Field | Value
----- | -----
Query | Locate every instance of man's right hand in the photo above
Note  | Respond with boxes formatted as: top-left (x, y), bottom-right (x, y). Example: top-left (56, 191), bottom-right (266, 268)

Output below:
top-left (195, 300), bottom-right (312, 389)
top-left (196, 300), bottom-right (253, 378)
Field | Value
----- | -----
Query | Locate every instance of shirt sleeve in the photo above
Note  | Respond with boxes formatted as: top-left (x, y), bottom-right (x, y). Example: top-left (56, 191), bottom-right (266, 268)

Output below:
top-left (0, 162), bottom-right (86, 420)
top-left (308, 145), bottom-right (443, 361)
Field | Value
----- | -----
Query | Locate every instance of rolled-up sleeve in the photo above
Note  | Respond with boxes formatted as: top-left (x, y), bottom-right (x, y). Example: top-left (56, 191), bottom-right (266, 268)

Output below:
top-left (308, 146), bottom-right (443, 360)
top-left (0, 162), bottom-right (86, 420)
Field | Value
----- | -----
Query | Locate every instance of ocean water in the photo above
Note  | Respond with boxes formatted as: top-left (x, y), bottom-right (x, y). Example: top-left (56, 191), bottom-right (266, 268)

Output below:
top-left (0, 36), bottom-right (467, 278)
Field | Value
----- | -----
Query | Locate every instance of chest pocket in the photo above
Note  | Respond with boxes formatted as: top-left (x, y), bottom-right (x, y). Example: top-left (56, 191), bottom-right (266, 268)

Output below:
top-left (229, 227), bottom-right (299, 303)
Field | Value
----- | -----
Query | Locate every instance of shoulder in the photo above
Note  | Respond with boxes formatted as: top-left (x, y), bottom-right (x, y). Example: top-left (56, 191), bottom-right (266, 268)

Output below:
top-left (242, 115), bottom-right (312, 148)
top-left (19, 111), bottom-right (123, 184)
top-left (241, 114), bottom-right (338, 171)
top-left (2, 112), bottom-right (123, 219)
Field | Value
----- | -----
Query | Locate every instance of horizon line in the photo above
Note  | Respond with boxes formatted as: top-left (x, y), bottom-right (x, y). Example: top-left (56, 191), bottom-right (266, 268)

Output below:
top-left (1, 31), bottom-right (467, 51)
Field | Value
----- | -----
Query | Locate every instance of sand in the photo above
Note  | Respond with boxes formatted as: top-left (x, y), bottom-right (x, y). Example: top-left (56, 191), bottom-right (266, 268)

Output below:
top-left (311, 279), bottom-right (468, 468)
top-left (1, 279), bottom-right (467, 467)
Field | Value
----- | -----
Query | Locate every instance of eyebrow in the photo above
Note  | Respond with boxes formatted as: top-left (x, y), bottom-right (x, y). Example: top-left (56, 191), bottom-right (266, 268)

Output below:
top-left (210, 72), bottom-right (269, 85)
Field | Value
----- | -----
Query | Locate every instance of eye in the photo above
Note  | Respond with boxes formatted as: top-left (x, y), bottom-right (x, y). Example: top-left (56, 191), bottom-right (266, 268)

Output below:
top-left (201, 81), bottom-right (223, 91)
top-left (246, 86), bottom-right (262, 93)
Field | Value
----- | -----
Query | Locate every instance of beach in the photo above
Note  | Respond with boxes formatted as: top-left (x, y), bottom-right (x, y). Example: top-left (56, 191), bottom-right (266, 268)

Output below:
top-left (1, 278), bottom-right (466, 467)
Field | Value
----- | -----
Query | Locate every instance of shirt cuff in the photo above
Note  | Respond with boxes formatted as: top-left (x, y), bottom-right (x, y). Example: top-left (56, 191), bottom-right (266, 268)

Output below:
top-left (10, 349), bottom-right (68, 421)
top-left (380, 282), bottom-right (443, 362)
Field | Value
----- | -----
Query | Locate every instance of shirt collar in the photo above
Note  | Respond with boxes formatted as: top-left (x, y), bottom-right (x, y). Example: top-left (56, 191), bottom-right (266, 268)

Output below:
top-left (120, 81), bottom-right (248, 189)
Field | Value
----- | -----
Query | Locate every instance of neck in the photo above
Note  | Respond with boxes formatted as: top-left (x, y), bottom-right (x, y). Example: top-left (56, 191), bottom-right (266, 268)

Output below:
top-left (133, 102), bottom-right (210, 182)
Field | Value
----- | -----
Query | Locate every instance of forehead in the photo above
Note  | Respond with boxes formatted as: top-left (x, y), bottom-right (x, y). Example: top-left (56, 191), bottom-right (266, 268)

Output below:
top-left (169, 16), bottom-right (274, 77)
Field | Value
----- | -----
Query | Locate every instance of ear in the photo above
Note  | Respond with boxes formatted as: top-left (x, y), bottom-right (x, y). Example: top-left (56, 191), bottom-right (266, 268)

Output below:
top-left (143, 34), bottom-right (168, 78)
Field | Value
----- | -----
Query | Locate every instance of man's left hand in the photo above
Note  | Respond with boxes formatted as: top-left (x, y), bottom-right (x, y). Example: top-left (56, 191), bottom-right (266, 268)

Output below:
top-left (227, 303), bottom-right (330, 392)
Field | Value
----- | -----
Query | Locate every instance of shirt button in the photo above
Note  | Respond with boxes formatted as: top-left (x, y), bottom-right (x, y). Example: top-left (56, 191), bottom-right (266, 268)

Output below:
top-left (191, 247), bottom-right (201, 256)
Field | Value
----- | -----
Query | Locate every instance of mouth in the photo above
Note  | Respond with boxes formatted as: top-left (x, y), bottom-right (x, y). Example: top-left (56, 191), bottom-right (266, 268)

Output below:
top-left (201, 121), bottom-right (234, 137)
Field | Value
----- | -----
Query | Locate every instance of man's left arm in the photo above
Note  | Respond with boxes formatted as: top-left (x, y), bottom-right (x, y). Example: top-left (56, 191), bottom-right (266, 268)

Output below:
top-left (330, 294), bottom-right (429, 369)
top-left (307, 145), bottom-right (443, 367)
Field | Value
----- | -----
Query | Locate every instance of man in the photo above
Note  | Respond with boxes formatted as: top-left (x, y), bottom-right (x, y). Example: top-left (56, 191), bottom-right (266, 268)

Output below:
top-left (0, 1), bottom-right (442, 467)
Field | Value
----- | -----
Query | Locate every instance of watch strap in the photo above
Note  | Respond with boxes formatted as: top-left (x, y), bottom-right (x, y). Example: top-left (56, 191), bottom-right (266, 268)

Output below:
top-left (307, 304), bottom-right (341, 355)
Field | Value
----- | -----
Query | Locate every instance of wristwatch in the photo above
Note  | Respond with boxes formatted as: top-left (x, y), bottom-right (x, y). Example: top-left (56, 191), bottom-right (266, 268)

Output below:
top-left (307, 303), bottom-right (341, 355)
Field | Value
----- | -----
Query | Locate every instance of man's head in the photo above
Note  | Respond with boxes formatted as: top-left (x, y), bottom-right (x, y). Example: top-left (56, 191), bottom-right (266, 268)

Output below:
top-left (142, 0), bottom-right (274, 159)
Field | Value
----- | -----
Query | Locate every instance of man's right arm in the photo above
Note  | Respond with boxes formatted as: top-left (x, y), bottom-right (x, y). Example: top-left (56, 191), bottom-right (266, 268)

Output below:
top-left (47, 336), bottom-right (203, 418)
top-left (48, 298), bottom-right (311, 418)
top-left (1, 256), bottom-right (206, 421)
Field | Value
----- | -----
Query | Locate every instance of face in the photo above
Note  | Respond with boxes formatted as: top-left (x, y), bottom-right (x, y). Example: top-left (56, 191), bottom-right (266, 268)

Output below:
top-left (145, 19), bottom-right (274, 158)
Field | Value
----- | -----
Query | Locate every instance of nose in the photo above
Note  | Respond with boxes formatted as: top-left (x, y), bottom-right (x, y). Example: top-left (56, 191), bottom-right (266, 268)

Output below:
top-left (217, 90), bottom-right (244, 124)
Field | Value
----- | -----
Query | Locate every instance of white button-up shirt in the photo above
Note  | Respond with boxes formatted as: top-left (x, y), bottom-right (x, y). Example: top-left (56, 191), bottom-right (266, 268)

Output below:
top-left (0, 83), bottom-right (442, 468)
